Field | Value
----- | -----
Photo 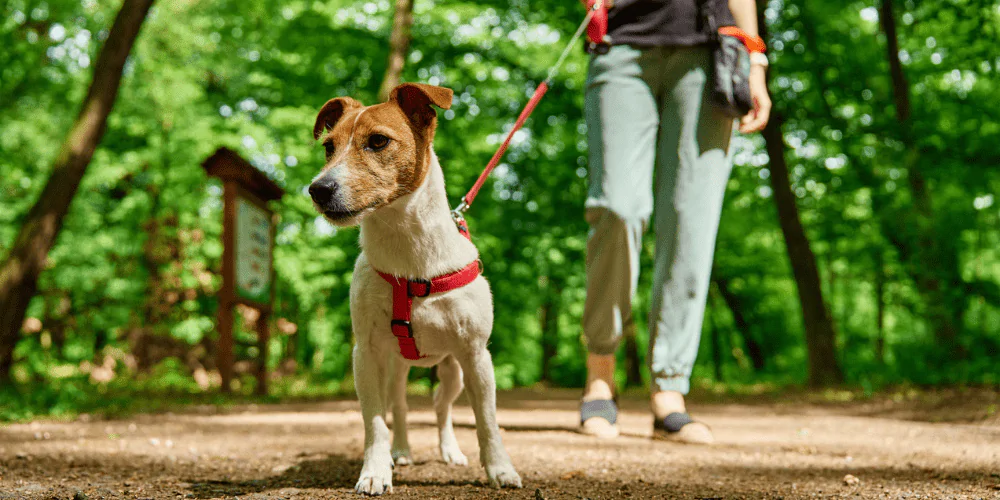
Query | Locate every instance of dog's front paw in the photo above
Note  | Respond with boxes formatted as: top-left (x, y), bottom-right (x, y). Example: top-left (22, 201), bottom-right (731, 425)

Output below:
top-left (391, 448), bottom-right (413, 466)
top-left (355, 465), bottom-right (393, 496)
top-left (440, 443), bottom-right (468, 466)
top-left (485, 462), bottom-right (522, 489)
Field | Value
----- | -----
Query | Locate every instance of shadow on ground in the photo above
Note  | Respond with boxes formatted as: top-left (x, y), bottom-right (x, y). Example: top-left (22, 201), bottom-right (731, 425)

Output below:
top-left (182, 452), bottom-right (1000, 499)
top-left (186, 454), bottom-right (488, 498)
top-left (187, 454), bottom-right (359, 497)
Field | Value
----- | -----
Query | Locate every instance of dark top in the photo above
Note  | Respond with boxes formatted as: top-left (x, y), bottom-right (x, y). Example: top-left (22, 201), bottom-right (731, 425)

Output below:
top-left (608, 0), bottom-right (736, 47)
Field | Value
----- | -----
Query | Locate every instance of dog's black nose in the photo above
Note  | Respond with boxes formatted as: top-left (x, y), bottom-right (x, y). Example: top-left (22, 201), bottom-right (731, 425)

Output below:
top-left (308, 180), bottom-right (337, 207)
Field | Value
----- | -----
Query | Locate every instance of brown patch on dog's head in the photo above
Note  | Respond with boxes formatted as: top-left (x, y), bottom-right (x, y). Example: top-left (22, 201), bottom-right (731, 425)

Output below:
top-left (313, 96), bottom-right (363, 140)
top-left (308, 83), bottom-right (453, 226)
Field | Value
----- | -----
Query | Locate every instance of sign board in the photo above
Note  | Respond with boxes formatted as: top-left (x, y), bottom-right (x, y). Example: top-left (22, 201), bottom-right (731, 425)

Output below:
top-left (202, 147), bottom-right (284, 395)
top-left (235, 195), bottom-right (274, 305)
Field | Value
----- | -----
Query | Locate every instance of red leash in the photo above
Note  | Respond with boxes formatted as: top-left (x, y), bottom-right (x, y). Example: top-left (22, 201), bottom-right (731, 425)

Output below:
top-left (459, 81), bottom-right (550, 211)
top-left (379, 3), bottom-right (604, 361)
top-left (452, 1), bottom-right (603, 219)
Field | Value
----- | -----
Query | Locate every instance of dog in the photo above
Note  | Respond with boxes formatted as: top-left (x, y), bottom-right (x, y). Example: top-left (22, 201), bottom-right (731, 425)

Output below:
top-left (308, 83), bottom-right (522, 496)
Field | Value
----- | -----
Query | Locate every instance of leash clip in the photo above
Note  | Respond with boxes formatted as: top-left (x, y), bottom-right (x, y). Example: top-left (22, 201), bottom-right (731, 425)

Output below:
top-left (451, 200), bottom-right (470, 223)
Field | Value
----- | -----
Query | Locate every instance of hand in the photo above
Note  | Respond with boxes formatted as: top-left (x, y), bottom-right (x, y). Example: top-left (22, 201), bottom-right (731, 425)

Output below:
top-left (739, 64), bottom-right (772, 133)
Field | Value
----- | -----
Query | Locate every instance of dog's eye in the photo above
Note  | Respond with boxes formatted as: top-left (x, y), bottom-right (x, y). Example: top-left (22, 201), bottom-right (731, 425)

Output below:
top-left (366, 134), bottom-right (390, 152)
top-left (323, 141), bottom-right (335, 159)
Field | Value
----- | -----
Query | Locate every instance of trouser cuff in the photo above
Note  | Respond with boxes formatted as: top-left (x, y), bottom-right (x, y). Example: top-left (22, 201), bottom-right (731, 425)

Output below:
top-left (652, 375), bottom-right (690, 395)
top-left (584, 338), bottom-right (620, 356)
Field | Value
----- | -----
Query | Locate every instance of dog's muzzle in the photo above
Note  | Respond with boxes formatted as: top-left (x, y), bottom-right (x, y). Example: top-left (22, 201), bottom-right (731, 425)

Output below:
top-left (308, 177), bottom-right (339, 208)
top-left (309, 176), bottom-right (372, 221)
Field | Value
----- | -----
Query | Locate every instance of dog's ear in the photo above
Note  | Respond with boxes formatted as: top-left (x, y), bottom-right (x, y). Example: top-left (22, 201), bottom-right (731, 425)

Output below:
top-left (389, 83), bottom-right (453, 128)
top-left (313, 97), bottom-right (362, 140)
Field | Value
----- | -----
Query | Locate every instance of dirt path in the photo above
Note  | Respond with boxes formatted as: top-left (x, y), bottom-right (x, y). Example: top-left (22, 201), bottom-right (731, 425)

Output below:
top-left (2, 390), bottom-right (999, 499)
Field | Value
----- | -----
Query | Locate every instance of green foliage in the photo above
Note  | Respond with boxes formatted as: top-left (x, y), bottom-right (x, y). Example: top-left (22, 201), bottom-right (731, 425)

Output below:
top-left (1, 0), bottom-right (998, 420)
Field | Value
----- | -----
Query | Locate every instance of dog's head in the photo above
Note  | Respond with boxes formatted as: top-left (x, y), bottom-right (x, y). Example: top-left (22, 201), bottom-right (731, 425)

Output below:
top-left (308, 83), bottom-right (453, 226)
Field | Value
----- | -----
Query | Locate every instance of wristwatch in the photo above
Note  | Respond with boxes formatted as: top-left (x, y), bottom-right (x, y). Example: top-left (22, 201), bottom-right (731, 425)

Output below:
top-left (749, 52), bottom-right (769, 68)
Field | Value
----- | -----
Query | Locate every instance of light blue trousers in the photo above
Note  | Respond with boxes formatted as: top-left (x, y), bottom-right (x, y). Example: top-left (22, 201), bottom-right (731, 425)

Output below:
top-left (583, 45), bottom-right (734, 395)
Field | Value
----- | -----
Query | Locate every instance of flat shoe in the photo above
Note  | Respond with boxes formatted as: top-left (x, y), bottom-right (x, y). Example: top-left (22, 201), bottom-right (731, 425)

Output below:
top-left (579, 399), bottom-right (620, 439)
top-left (652, 412), bottom-right (714, 445)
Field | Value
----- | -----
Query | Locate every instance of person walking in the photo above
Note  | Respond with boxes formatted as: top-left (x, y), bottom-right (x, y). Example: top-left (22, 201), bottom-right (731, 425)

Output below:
top-left (579, 0), bottom-right (771, 443)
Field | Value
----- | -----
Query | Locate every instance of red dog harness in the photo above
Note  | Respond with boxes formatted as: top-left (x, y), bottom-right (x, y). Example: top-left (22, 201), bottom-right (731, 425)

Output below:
top-left (376, 221), bottom-right (478, 360)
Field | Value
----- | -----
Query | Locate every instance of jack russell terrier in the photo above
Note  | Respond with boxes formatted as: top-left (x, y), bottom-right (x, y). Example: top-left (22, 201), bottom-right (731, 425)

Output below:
top-left (308, 83), bottom-right (522, 495)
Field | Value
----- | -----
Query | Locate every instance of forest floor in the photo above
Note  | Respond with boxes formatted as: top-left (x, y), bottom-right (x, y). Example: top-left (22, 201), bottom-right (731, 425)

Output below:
top-left (2, 388), bottom-right (999, 499)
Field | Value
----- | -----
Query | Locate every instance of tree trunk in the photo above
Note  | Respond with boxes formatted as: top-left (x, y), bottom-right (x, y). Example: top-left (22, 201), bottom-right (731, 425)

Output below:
top-left (297, 319), bottom-right (313, 370)
top-left (539, 282), bottom-right (561, 383)
top-left (975, 226), bottom-right (986, 338)
top-left (0, 0), bottom-right (155, 383)
top-left (880, 0), bottom-right (910, 124)
top-left (756, 6), bottom-right (842, 386)
top-left (708, 287), bottom-right (724, 381)
top-left (875, 248), bottom-right (886, 363)
top-left (797, 0), bottom-right (965, 356)
top-left (879, 0), bottom-right (964, 351)
top-left (377, 0), bottom-right (415, 102)
top-left (761, 116), bottom-right (843, 386)
top-left (714, 279), bottom-right (765, 371)
top-left (826, 253), bottom-right (842, 332)
top-left (538, 301), bottom-right (550, 382)
top-left (623, 319), bottom-right (643, 387)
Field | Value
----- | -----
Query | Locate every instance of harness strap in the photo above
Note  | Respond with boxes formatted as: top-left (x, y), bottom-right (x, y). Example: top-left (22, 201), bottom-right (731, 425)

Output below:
top-left (376, 259), bottom-right (481, 360)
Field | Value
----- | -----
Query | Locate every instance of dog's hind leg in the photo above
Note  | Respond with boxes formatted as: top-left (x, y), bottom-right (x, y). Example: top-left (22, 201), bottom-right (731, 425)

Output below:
top-left (434, 355), bottom-right (468, 466)
top-left (353, 345), bottom-right (394, 496)
top-left (388, 357), bottom-right (413, 466)
top-left (456, 348), bottom-right (522, 489)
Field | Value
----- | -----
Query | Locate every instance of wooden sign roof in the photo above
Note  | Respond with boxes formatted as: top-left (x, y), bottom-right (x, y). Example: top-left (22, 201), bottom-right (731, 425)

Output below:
top-left (202, 147), bottom-right (286, 202)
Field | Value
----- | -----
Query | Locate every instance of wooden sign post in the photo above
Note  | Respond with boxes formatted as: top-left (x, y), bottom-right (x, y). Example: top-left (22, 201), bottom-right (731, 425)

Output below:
top-left (202, 147), bottom-right (284, 395)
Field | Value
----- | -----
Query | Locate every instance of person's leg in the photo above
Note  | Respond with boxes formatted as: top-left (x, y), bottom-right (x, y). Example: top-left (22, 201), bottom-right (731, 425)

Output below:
top-left (582, 45), bottom-right (660, 437)
top-left (647, 46), bottom-right (735, 443)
